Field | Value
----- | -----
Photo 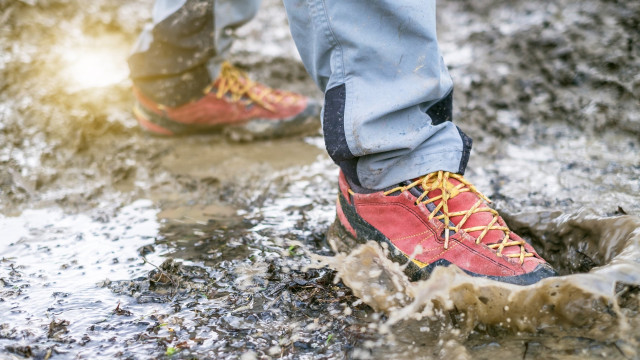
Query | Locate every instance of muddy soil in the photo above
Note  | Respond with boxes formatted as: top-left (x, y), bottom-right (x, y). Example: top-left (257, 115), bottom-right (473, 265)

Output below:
top-left (1, 0), bottom-right (639, 359)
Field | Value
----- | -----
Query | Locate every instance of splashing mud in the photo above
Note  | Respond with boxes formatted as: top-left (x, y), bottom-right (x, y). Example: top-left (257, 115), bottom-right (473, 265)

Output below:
top-left (1, 0), bottom-right (639, 358)
top-left (325, 211), bottom-right (640, 358)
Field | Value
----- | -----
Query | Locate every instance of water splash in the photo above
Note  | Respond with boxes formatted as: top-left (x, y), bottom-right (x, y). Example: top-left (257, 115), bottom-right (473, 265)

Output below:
top-left (321, 211), bottom-right (640, 358)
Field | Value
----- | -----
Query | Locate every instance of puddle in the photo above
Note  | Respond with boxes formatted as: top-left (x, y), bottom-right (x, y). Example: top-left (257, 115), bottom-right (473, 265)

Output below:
top-left (0, 201), bottom-right (165, 358)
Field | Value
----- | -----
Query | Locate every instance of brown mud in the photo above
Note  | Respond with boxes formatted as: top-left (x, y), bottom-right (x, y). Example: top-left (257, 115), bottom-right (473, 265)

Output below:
top-left (1, 0), bottom-right (639, 359)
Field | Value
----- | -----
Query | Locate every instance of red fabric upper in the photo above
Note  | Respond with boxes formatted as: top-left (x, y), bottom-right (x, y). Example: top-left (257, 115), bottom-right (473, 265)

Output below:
top-left (133, 79), bottom-right (308, 126)
top-left (337, 172), bottom-right (547, 277)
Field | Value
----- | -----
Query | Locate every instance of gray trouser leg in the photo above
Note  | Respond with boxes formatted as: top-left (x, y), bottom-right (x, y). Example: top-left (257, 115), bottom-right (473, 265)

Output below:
top-left (283, 0), bottom-right (471, 189)
top-left (128, 0), bottom-right (261, 107)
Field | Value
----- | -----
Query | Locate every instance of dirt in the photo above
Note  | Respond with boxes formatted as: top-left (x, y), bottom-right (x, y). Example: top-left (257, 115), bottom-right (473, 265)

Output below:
top-left (1, 0), bottom-right (639, 359)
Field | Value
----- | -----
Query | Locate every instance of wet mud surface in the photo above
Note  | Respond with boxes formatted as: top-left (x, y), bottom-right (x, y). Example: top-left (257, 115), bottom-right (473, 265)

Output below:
top-left (1, 0), bottom-right (640, 359)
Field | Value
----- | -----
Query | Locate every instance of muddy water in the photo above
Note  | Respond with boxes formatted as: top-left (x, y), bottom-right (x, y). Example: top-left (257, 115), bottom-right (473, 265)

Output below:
top-left (1, 0), bottom-right (640, 359)
top-left (325, 211), bottom-right (640, 359)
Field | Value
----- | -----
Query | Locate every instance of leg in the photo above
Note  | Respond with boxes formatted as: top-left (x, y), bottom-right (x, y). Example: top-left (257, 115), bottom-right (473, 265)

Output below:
top-left (127, 0), bottom-right (320, 138)
top-left (128, 0), bottom-right (261, 107)
top-left (284, 0), bottom-right (469, 190)
top-left (284, 0), bottom-right (556, 284)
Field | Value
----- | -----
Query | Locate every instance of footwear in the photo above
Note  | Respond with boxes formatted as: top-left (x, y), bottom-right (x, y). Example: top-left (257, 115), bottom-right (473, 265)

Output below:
top-left (329, 170), bottom-right (557, 285)
top-left (133, 62), bottom-right (320, 139)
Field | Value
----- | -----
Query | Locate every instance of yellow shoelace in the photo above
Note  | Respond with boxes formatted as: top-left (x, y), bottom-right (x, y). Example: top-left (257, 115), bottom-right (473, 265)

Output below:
top-left (203, 62), bottom-right (286, 112)
top-left (383, 171), bottom-right (533, 264)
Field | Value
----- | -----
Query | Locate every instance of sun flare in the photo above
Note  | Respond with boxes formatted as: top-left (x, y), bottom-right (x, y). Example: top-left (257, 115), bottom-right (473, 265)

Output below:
top-left (63, 47), bottom-right (129, 91)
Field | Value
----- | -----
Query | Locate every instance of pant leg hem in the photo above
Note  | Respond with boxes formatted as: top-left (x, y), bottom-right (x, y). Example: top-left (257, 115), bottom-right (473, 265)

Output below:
top-left (357, 149), bottom-right (466, 190)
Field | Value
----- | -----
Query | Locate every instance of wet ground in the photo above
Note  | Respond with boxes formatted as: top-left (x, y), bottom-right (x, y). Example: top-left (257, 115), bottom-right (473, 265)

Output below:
top-left (1, 0), bottom-right (639, 359)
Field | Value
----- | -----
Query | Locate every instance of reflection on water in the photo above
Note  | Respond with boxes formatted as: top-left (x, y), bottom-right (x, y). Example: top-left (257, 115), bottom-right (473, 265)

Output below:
top-left (0, 200), bottom-right (165, 358)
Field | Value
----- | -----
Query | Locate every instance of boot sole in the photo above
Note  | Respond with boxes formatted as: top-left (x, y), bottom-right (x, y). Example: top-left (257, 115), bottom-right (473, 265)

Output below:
top-left (133, 101), bottom-right (320, 140)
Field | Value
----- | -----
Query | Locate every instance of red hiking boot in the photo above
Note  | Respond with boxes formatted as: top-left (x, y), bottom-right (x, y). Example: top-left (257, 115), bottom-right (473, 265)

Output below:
top-left (330, 170), bottom-right (557, 285)
top-left (133, 62), bottom-right (320, 139)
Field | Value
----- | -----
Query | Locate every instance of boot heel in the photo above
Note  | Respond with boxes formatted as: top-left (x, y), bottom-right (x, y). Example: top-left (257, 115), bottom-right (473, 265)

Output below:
top-left (326, 217), bottom-right (361, 254)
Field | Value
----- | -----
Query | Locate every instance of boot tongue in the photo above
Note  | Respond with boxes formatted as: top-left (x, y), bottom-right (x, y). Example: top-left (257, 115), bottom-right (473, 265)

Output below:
top-left (422, 177), bottom-right (522, 258)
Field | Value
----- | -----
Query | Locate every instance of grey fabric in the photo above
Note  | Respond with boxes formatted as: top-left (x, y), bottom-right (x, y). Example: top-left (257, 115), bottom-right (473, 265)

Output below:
top-left (128, 0), bottom-right (261, 106)
top-left (283, 0), bottom-right (470, 189)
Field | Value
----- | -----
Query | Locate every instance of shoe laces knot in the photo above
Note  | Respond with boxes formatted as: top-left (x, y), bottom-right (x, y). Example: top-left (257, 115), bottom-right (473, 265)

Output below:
top-left (383, 171), bottom-right (533, 264)
top-left (203, 62), bottom-right (285, 111)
